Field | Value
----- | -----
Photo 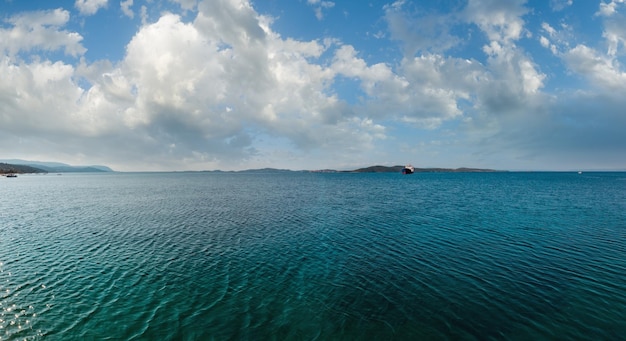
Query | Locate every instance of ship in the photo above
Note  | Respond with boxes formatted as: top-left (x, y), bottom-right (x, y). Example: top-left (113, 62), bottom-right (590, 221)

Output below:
top-left (401, 165), bottom-right (415, 174)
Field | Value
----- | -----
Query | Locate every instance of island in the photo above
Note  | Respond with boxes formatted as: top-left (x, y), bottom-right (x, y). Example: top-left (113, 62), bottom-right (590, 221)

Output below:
top-left (0, 160), bottom-right (114, 174)
top-left (0, 163), bottom-right (45, 175)
top-left (345, 165), bottom-right (502, 173)
top-left (1, 159), bottom-right (500, 175)
top-left (237, 165), bottom-right (504, 173)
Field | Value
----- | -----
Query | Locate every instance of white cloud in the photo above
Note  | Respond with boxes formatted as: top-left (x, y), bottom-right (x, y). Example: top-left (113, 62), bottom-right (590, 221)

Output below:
top-left (384, 1), bottom-right (461, 56)
top-left (0, 9), bottom-right (86, 57)
top-left (564, 44), bottom-right (626, 91)
top-left (539, 35), bottom-right (558, 54)
top-left (596, 0), bottom-right (624, 17)
top-left (538, 20), bottom-right (576, 56)
top-left (53, 2), bottom-right (384, 167)
top-left (604, 29), bottom-right (624, 57)
top-left (597, 1), bottom-right (626, 56)
top-left (140, 5), bottom-right (148, 25)
top-left (483, 43), bottom-right (545, 102)
top-left (75, 0), bottom-right (108, 16)
top-left (2, 0), bottom-right (626, 171)
top-left (307, 0), bottom-right (335, 20)
top-left (541, 22), bottom-right (557, 37)
top-left (464, 0), bottom-right (528, 43)
top-left (463, 0), bottom-right (546, 110)
top-left (0, 57), bottom-right (111, 138)
top-left (120, 0), bottom-right (134, 19)
top-left (550, 0), bottom-right (573, 11)
top-left (383, 0), bottom-right (545, 121)
top-left (551, 1), bottom-right (626, 91)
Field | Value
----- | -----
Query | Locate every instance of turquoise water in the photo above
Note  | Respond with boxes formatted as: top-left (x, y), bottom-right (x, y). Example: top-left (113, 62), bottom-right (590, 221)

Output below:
top-left (1, 172), bottom-right (625, 340)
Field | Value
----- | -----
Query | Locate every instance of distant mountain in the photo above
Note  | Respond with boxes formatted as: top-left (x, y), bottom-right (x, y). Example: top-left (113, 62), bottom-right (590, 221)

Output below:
top-left (0, 159), bottom-right (114, 173)
top-left (238, 168), bottom-right (302, 173)
top-left (34, 165), bottom-right (113, 173)
top-left (348, 165), bottom-right (502, 173)
top-left (0, 163), bottom-right (46, 174)
top-left (350, 165), bottom-right (406, 173)
top-left (1, 160), bottom-right (500, 174)
top-left (225, 166), bottom-right (502, 173)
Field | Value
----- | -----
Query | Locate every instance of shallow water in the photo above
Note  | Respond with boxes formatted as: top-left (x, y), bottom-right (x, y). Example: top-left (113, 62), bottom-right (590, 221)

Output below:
top-left (1, 172), bottom-right (625, 339)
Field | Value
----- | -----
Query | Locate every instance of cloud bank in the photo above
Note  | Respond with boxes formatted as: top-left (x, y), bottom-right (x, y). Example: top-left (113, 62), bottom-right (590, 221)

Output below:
top-left (1, 0), bottom-right (625, 171)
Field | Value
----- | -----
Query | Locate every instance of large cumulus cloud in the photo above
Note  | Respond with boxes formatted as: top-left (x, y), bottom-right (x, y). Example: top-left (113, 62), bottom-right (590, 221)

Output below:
top-left (1, 0), bottom-right (625, 170)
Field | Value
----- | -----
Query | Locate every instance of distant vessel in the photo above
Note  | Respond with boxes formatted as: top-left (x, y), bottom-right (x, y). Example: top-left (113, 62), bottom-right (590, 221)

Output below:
top-left (402, 165), bottom-right (415, 174)
top-left (5, 174), bottom-right (17, 178)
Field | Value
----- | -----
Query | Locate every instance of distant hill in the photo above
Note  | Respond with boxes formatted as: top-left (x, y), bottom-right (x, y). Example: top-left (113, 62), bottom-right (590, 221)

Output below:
top-left (238, 168), bottom-right (303, 174)
top-left (0, 163), bottom-right (46, 174)
top-left (0, 159), bottom-right (114, 173)
top-left (350, 165), bottom-right (405, 173)
top-left (229, 166), bottom-right (503, 173)
top-left (349, 165), bottom-right (502, 173)
top-left (1, 161), bottom-right (500, 174)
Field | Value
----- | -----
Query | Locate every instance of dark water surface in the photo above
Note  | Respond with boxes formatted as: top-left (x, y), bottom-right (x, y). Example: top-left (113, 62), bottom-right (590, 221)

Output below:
top-left (1, 172), bottom-right (625, 340)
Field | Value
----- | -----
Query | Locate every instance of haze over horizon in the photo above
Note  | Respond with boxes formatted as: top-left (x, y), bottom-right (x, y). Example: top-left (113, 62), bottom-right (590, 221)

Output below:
top-left (1, 0), bottom-right (626, 172)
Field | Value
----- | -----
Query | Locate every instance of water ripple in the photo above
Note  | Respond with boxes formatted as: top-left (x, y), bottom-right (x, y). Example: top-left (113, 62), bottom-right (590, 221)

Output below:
top-left (1, 172), bottom-right (625, 339)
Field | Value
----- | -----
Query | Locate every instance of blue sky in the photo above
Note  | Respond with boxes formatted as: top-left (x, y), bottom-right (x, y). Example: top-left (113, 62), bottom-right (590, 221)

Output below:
top-left (1, 0), bottom-right (625, 171)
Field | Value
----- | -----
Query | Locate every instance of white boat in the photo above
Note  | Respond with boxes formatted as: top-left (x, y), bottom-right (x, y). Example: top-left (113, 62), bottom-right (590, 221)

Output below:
top-left (401, 165), bottom-right (415, 174)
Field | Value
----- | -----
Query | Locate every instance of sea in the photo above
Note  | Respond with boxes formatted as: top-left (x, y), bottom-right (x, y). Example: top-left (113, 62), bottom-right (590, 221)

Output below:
top-left (1, 171), bottom-right (625, 340)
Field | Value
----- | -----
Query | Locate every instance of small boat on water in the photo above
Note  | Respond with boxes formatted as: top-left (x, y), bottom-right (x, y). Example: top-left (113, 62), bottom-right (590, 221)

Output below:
top-left (5, 174), bottom-right (17, 178)
top-left (401, 165), bottom-right (415, 174)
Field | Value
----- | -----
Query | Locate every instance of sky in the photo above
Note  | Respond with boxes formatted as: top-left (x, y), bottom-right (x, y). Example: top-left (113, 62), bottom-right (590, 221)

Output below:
top-left (1, 0), bottom-right (625, 171)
